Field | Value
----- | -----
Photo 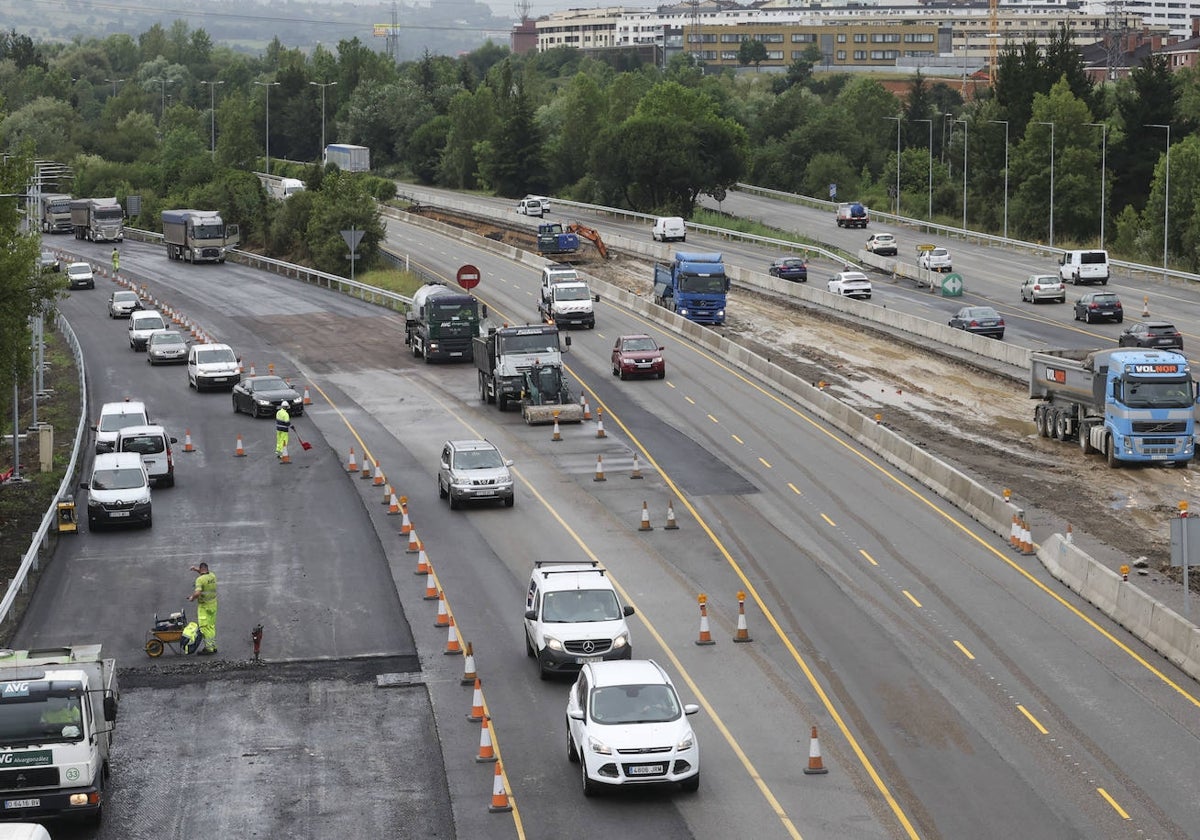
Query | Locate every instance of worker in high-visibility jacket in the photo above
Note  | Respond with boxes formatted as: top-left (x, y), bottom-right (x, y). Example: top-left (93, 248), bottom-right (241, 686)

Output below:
top-left (111, 247), bottom-right (119, 274)
top-left (187, 562), bottom-right (218, 655)
top-left (275, 401), bottom-right (293, 459)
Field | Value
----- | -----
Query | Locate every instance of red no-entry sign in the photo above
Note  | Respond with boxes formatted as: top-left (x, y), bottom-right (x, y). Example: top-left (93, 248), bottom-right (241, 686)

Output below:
top-left (457, 264), bottom-right (481, 290)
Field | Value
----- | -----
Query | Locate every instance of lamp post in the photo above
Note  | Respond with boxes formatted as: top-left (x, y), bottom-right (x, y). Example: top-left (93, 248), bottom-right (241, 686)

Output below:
top-left (1085, 122), bottom-right (1107, 248)
top-left (1034, 121), bottom-right (1055, 247)
top-left (884, 115), bottom-right (901, 214)
top-left (199, 80), bottom-right (224, 160)
top-left (988, 119), bottom-right (1009, 239)
top-left (254, 80), bottom-right (281, 175)
top-left (309, 81), bottom-right (338, 158)
top-left (914, 119), bottom-right (932, 220)
top-left (1145, 124), bottom-right (1170, 276)
top-left (152, 78), bottom-right (173, 123)
top-left (954, 118), bottom-right (968, 229)
top-left (104, 77), bottom-right (124, 97)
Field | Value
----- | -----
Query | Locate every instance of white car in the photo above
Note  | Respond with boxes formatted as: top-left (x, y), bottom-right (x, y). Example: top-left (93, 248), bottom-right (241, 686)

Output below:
top-left (827, 271), bottom-right (872, 300)
top-left (567, 659), bottom-right (700, 796)
top-left (65, 262), bottom-right (94, 289)
top-left (918, 247), bottom-right (952, 273)
top-left (128, 309), bottom-right (168, 351)
top-left (865, 233), bottom-right (897, 256)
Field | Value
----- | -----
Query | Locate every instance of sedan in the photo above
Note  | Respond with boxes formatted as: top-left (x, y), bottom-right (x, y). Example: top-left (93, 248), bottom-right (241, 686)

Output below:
top-left (231, 375), bottom-right (304, 418)
top-left (66, 262), bottom-right (95, 290)
top-left (865, 233), bottom-right (898, 256)
top-left (146, 330), bottom-right (189, 365)
top-left (827, 271), bottom-right (872, 300)
top-left (612, 334), bottom-right (665, 380)
top-left (107, 290), bottom-right (143, 318)
top-left (40, 251), bottom-right (60, 273)
top-left (1020, 275), bottom-right (1065, 304)
top-left (918, 247), bottom-right (952, 272)
top-left (1118, 321), bottom-right (1183, 350)
top-left (768, 257), bottom-right (808, 282)
top-left (949, 305), bottom-right (1005, 339)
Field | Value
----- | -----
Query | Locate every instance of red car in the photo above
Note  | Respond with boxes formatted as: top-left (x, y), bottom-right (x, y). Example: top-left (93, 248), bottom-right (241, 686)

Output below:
top-left (611, 334), bottom-right (665, 380)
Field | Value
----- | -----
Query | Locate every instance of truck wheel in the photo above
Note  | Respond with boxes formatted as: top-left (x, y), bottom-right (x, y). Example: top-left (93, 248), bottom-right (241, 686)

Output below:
top-left (1106, 435), bottom-right (1121, 468)
top-left (479, 376), bottom-right (488, 403)
top-left (1080, 426), bottom-right (1094, 454)
top-left (1055, 413), bottom-right (1069, 440)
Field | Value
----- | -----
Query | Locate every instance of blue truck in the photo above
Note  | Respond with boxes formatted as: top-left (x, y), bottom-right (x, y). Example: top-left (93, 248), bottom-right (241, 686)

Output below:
top-left (652, 252), bottom-right (729, 325)
top-left (1030, 348), bottom-right (1196, 467)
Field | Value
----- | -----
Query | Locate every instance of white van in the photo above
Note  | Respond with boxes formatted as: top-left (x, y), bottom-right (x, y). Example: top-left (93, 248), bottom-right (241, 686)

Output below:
top-left (128, 309), bottom-right (168, 351)
top-left (94, 399), bottom-right (150, 453)
top-left (187, 343), bottom-right (241, 392)
top-left (540, 263), bottom-right (579, 303)
top-left (0, 825), bottom-right (53, 840)
top-left (652, 216), bottom-right (687, 242)
top-left (517, 196), bottom-right (549, 217)
top-left (84, 451), bottom-right (152, 530)
top-left (117, 424), bottom-right (177, 487)
top-left (1058, 249), bottom-right (1110, 285)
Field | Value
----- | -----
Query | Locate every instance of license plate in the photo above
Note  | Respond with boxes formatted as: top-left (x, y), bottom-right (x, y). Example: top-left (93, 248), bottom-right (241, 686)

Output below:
top-left (628, 765), bottom-right (663, 776)
top-left (575, 656), bottom-right (602, 664)
top-left (475, 490), bottom-right (495, 497)
top-left (4, 799), bottom-right (39, 809)
top-left (636, 363), bottom-right (650, 368)
top-left (109, 511), bottom-right (129, 518)
top-left (212, 377), bottom-right (228, 383)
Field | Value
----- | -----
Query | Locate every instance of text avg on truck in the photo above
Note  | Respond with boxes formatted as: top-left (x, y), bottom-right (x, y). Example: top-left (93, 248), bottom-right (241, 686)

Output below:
top-left (653, 252), bottom-right (729, 325)
top-left (0, 646), bottom-right (118, 824)
top-left (1030, 348), bottom-right (1196, 467)
top-left (405, 283), bottom-right (483, 362)
top-left (161, 209), bottom-right (240, 263)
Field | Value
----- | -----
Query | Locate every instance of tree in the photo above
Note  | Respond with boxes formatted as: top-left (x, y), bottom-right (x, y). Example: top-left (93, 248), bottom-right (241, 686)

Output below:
top-left (1112, 55), bottom-right (1177, 215)
top-left (0, 97), bottom-right (79, 159)
top-left (737, 39), bottom-right (768, 71)
top-left (304, 169), bottom-right (384, 273)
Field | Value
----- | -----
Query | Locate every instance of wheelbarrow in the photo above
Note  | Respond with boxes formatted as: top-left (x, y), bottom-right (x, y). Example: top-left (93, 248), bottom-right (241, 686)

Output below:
top-left (144, 608), bottom-right (198, 657)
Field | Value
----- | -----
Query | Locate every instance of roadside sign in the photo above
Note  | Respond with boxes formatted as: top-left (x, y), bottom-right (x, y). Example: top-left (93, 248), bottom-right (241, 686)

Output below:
top-left (456, 264), bottom-right (481, 290)
top-left (941, 273), bottom-right (964, 297)
top-left (829, 183), bottom-right (837, 200)
top-left (340, 228), bottom-right (365, 252)
top-left (916, 243), bottom-right (936, 252)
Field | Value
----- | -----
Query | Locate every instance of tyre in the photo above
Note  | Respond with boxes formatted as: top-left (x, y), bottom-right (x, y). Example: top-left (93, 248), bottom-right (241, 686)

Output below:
top-left (657, 369), bottom-right (666, 380)
top-left (1035, 405), bottom-right (1048, 438)
top-left (679, 772), bottom-right (700, 793)
top-left (612, 365), bottom-right (619, 377)
top-left (567, 727), bottom-right (579, 763)
top-left (1085, 311), bottom-right (1093, 324)
top-left (619, 369), bottom-right (627, 381)
top-left (1106, 435), bottom-right (1121, 468)
top-left (233, 397), bottom-right (240, 414)
top-left (1058, 297), bottom-right (1066, 304)
top-left (525, 632), bottom-right (535, 658)
top-left (438, 478), bottom-right (447, 499)
top-left (145, 639), bottom-right (164, 657)
top-left (161, 474), bottom-right (175, 488)
top-left (581, 758), bottom-right (597, 796)
top-left (1115, 316), bottom-right (1123, 323)
top-left (448, 494), bottom-right (459, 510)
top-left (1079, 424), bottom-right (1094, 454)
top-left (504, 496), bottom-right (515, 508)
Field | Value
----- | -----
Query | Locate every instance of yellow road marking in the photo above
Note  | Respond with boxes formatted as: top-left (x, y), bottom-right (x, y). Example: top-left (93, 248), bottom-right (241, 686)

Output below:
top-left (732, 434), bottom-right (744, 445)
top-left (1097, 788), bottom-right (1131, 820)
top-left (820, 513), bottom-right (836, 527)
top-left (788, 482), bottom-right (802, 495)
top-left (859, 549), bottom-right (878, 566)
top-left (708, 414), bottom-right (720, 424)
top-left (953, 640), bottom-right (975, 660)
top-left (902, 590), bottom-right (922, 608)
top-left (1016, 704), bottom-right (1047, 735)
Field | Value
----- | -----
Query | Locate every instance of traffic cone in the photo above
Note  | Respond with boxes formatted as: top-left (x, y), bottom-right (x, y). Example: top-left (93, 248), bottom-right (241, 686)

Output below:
top-left (444, 613), bottom-right (462, 655)
top-left (460, 641), bottom-right (478, 685)
top-left (423, 569), bottom-right (439, 600)
top-left (1143, 296), bottom-right (1150, 318)
top-left (388, 491), bottom-right (402, 515)
top-left (183, 429), bottom-right (195, 453)
top-left (249, 363), bottom-right (256, 377)
top-left (664, 499), bottom-right (679, 530)
top-left (415, 541), bottom-right (430, 576)
top-left (406, 527), bottom-right (420, 554)
top-left (268, 362), bottom-right (275, 376)
top-left (234, 434), bottom-right (245, 457)
top-left (803, 726), bottom-right (828, 775)
top-left (638, 501), bottom-right (653, 531)
top-left (467, 677), bottom-right (485, 720)
top-left (279, 443), bottom-right (291, 464)
top-left (552, 414), bottom-right (562, 442)
top-left (475, 716), bottom-right (496, 763)
top-left (399, 502), bottom-right (413, 534)
top-left (595, 408), bottom-right (607, 439)
top-left (488, 762), bottom-right (512, 813)
top-left (593, 454), bottom-right (606, 482)
top-left (303, 386), bottom-right (313, 406)
top-left (695, 595), bottom-right (715, 646)
top-left (382, 482), bottom-right (393, 505)
top-left (372, 463), bottom-right (384, 486)
top-left (434, 590), bottom-right (449, 626)
top-left (1021, 518), bottom-right (1034, 555)
top-left (346, 447), bottom-right (357, 473)
top-left (1009, 514), bottom-right (1019, 550)
top-left (733, 591), bottom-right (752, 643)
top-left (361, 457), bottom-right (373, 480)
top-left (581, 393), bottom-right (592, 421)
top-left (1066, 523), bottom-right (1073, 544)
top-left (630, 451), bottom-right (643, 479)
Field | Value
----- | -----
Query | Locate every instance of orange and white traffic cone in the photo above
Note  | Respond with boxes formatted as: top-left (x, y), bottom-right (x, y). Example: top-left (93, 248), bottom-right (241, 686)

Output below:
top-left (422, 570), bottom-right (439, 600)
top-left (803, 726), bottom-right (828, 775)
top-left (388, 491), bottom-right (402, 515)
top-left (361, 457), bottom-right (373, 480)
top-left (461, 641), bottom-right (478, 685)
top-left (1021, 518), bottom-right (1034, 555)
top-left (488, 762), bottom-right (512, 813)
top-left (733, 591), bottom-right (752, 643)
top-left (303, 386), bottom-right (313, 406)
top-left (234, 434), bottom-right (245, 457)
top-left (1066, 523), bottom-right (1073, 544)
top-left (593, 454), bottom-right (606, 482)
top-left (444, 613), bottom-right (462, 655)
top-left (581, 393), bottom-right (592, 421)
top-left (467, 677), bottom-right (485, 720)
top-left (434, 589), bottom-right (449, 626)
top-left (399, 502), bottom-right (413, 534)
top-left (279, 443), bottom-right (291, 464)
top-left (382, 482), bottom-right (393, 505)
top-left (372, 462), bottom-right (385, 486)
top-left (415, 541), bottom-right (430, 576)
top-left (406, 527), bottom-right (420, 554)
top-left (268, 362), bottom-right (275, 376)
top-left (665, 499), bottom-right (679, 530)
top-left (595, 408), bottom-right (607, 439)
top-left (695, 594), bottom-right (715, 646)
top-left (552, 414), bottom-right (562, 442)
top-left (630, 451), bottom-right (643, 479)
top-left (638, 501), bottom-right (653, 531)
top-left (346, 446), bottom-right (358, 473)
top-left (249, 363), bottom-right (257, 377)
top-left (1009, 514), bottom-right (1019, 550)
top-left (476, 716), bottom-right (496, 763)
top-left (183, 429), bottom-right (195, 453)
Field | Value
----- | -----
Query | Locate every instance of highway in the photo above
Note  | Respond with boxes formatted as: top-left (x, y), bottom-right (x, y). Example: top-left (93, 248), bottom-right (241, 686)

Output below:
top-left (19, 204), bottom-right (1200, 839)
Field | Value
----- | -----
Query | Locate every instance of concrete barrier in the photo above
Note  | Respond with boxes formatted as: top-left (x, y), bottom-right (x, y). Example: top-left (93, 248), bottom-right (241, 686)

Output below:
top-left (1083, 562), bottom-right (1122, 614)
top-left (1148, 604), bottom-right (1196, 672)
top-left (1115, 583), bottom-right (1156, 646)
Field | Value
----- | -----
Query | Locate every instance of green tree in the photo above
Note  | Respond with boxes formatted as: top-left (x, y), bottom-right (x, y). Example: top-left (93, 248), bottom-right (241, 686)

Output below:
top-left (214, 89), bottom-right (258, 170)
top-left (409, 115), bottom-right (450, 184)
top-left (0, 97), bottom-right (79, 159)
top-left (1112, 55), bottom-right (1177, 215)
top-left (304, 169), bottom-right (384, 273)
top-left (737, 39), bottom-right (768, 71)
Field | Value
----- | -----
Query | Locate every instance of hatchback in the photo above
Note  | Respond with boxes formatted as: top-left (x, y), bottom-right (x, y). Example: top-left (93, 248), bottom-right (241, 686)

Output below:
top-left (40, 251), bottom-right (60, 273)
top-left (949, 305), bottom-right (1005, 339)
top-left (107, 290), bottom-right (142, 318)
top-left (919, 247), bottom-right (952, 272)
top-left (768, 257), bottom-right (808, 282)
top-left (1020, 275), bottom-right (1066, 304)
top-left (865, 233), bottom-right (898, 256)
top-left (1118, 321), bottom-right (1183, 350)
top-left (1073, 292), bottom-right (1123, 324)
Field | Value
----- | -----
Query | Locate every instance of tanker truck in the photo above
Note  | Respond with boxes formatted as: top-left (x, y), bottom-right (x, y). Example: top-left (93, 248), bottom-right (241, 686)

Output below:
top-left (1030, 348), bottom-right (1196, 467)
top-left (405, 283), bottom-right (484, 362)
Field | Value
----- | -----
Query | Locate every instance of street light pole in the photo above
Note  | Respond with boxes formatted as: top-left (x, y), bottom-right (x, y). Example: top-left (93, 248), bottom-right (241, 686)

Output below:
top-left (914, 119), bottom-right (932, 220)
top-left (1086, 122), bottom-right (1107, 248)
top-left (884, 115), bottom-right (901, 214)
top-left (254, 80), bottom-right (281, 175)
top-left (1146, 124), bottom-right (1171, 276)
top-left (104, 77), bottom-right (125, 97)
top-left (1034, 121), bottom-right (1055, 247)
top-left (199, 80), bottom-right (224, 160)
top-left (954, 118), bottom-right (967, 229)
top-left (988, 120), bottom-right (1009, 239)
top-left (309, 81), bottom-right (338, 158)
top-left (153, 78), bottom-right (173, 123)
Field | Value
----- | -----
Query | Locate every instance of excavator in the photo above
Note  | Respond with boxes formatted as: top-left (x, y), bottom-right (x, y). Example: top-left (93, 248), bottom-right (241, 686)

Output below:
top-left (566, 223), bottom-right (609, 261)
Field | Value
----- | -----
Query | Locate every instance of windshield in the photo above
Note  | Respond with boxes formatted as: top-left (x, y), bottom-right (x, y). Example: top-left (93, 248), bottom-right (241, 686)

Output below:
top-left (590, 684), bottom-right (680, 725)
top-left (120, 434), bottom-right (165, 455)
top-left (99, 412), bottom-right (146, 433)
top-left (48, 200), bottom-right (70, 213)
top-left (113, 292), bottom-right (138, 303)
top-left (133, 316), bottom-right (166, 330)
top-left (555, 286), bottom-right (590, 301)
top-left (453, 448), bottom-right (503, 470)
top-left (542, 589), bottom-right (621, 623)
top-left (91, 466), bottom-right (145, 490)
top-left (498, 333), bottom-right (560, 355)
top-left (1122, 379), bottom-right (1194, 409)
top-left (621, 337), bottom-right (658, 352)
top-left (678, 274), bottom-right (727, 294)
top-left (196, 347), bottom-right (237, 364)
top-left (249, 376), bottom-right (285, 391)
top-left (151, 334), bottom-right (185, 347)
top-left (68, 265), bottom-right (90, 276)
top-left (191, 222), bottom-right (225, 239)
top-left (95, 206), bottom-right (123, 221)
top-left (430, 302), bottom-right (476, 320)
top-left (0, 690), bottom-right (84, 746)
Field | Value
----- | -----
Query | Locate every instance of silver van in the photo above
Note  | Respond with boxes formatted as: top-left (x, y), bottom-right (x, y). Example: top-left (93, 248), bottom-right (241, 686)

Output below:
top-left (84, 451), bottom-right (152, 530)
top-left (117, 424), bottom-right (177, 487)
top-left (1058, 249), bottom-right (1109, 285)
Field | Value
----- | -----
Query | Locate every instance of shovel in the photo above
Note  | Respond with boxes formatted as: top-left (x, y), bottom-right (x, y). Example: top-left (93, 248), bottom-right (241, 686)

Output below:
top-left (292, 426), bottom-right (313, 452)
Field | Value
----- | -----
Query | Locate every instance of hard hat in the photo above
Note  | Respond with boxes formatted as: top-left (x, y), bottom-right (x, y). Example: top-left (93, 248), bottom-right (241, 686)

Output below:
top-left (280, 400), bottom-right (290, 409)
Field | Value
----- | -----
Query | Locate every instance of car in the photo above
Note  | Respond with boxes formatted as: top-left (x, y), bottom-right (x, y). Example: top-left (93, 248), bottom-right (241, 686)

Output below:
top-left (612, 334), bottom-right (665, 380)
top-left (116, 424), bottom-right (177, 488)
top-left (826, 271), bottom-right (872, 299)
top-left (1118, 321), bottom-right (1183, 350)
top-left (865, 233), bottom-right (898, 256)
top-left (768, 257), bottom-right (808, 282)
top-left (128, 309), bottom-right (168, 351)
top-left (524, 561), bottom-right (635, 680)
top-left (566, 659), bottom-right (700, 796)
top-left (517, 196), bottom-right (550, 216)
top-left (949, 305), bottom-right (1005, 339)
top-left (107, 290), bottom-right (143, 318)
top-left (437, 439), bottom-right (514, 509)
top-left (146, 330), bottom-right (189, 365)
top-left (93, 399), bottom-right (150, 454)
top-left (1073, 291), bottom-right (1123, 324)
top-left (83, 451), bottom-right (152, 530)
top-left (187, 342), bottom-right (241, 391)
top-left (40, 251), bottom-right (60, 273)
top-left (231, 375), bottom-right (303, 417)
top-left (1020, 274), bottom-right (1066, 304)
top-left (918, 247), bottom-right (952, 273)
top-left (65, 261), bottom-right (94, 289)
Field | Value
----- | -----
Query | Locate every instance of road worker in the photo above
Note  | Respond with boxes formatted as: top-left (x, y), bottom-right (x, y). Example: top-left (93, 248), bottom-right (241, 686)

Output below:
top-left (187, 562), bottom-right (218, 655)
top-left (275, 400), bottom-right (293, 459)
top-left (111, 247), bottom-right (119, 274)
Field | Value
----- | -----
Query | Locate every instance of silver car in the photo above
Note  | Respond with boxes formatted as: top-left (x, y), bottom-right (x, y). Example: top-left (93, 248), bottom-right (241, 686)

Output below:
top-left (437, 439), bottom-right (515, 509)
top-left (1020, 274), bottom-right (1066, 304)
top-left (146, 330), bottom-right (189, 365)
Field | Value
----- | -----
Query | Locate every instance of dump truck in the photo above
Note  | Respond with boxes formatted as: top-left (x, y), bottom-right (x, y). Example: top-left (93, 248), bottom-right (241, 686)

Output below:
top-left (835, 202), bottom-right (869, 228)
top-left (1030, 348), bottom-right (1196, 467)
top-left (474, 324), bottom-right (583, 423)
top-left (0, 645), bottom-right (119, 824)
top-left (405, 283), bottom-right (484, 362)
top-left (70, 198), bottom-right (124, 242)
top-left (323, 144), bottom-right (370, 172)
top-left (39, 193), bottom-right (73, 234)
top-left (161, 209), bottom-right (240, 263)
top-left (536, 223), bottom-right (579, 257)
top-left (652, 252), bottom-right (729, 325)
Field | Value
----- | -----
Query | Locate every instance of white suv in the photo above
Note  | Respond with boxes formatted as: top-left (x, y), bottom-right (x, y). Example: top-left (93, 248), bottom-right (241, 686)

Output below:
top-left (524, 561), bottom-right (634, 680)
top-left (438, 439), bottom-right (515, 509)
top-left (918, 247), bottom-right (953, 273)
top-left (566, 659), bottom-right (700, 795)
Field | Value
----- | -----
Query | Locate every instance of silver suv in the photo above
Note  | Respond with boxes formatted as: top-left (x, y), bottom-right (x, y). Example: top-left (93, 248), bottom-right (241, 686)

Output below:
top-left (524, 561), bottom-right (634, 679)
top-left (437, 439), bottom-right (515, 509)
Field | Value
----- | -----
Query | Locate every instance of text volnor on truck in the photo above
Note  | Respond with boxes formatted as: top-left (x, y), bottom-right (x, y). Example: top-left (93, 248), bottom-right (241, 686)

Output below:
top-left (652, 252), bottom-right (729, 325)
top-left (161, 209), bottom-right (240, 263)
top-left (405, 283), bottom-right (483, 362)
top-left (1030, 348), bottom-right (1196, 467)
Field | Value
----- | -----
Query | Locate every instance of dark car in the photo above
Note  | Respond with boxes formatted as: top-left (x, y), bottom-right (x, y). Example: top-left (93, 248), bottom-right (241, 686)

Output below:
top-left (612, 334), bottom-right (666, 380)
top-left (949, 305), bottom-right (1005, 339)
top-left (40, 251), bottom-right (60, 273)
top-left (1118, 321), bottom-right (1183, 350)
top-left (1073, 292), bottom-right (1123, 324)
top-left (768, 257), bottom-right (808, 282)
top-left (231, 375), bottom-right (304, 418)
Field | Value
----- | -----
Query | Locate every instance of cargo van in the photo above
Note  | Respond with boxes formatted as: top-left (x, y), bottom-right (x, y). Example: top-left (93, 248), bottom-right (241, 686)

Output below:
top-left (94, 399), bottom-right (150, 453)
top-left (84, 451), bottom-right (152, 530)
top-left (0, 824), bottom-right (53, 840)
top-left (1058, 249), bottom-right (1110, 285)
top-left (117, 424), bottom-right (177, 487)
top-left (540, 263), bottom-right (579, 303)
top-left (517, 196), bottom-right (549, 217)
top-left (187, 342), bottom-right (241, 391)
top-left (652, 216), bottom-right (687, 242)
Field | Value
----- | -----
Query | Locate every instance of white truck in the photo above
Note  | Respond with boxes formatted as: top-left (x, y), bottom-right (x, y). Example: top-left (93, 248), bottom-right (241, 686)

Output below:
top-left (0, 646), bottom-right (119, 824)
top-left (39, 193), bottom-right (73, 234)
top-left (257, 173), bottom-right (306, 200)
top-left (538, 279), bottom-right (598, 329)
top-left (323, 144), bottom-right (370, 172)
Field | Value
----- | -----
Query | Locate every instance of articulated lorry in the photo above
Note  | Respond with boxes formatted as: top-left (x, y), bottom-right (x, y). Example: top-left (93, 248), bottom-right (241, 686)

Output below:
top-left (161, 209), bottom-right (240, 263)
top-left (405, 283), bottom-right (484, 362)
top-left (39, 193), bottom-right (73, 234)
top-left (1030, 348), bottom-right (1196, 467)
top-left (323, 144), bottom-right (370, 172)
top-left (473, 324), bottom-right (584, 423)
top-left (0, 646), bottom-right (119, 824)
top-left (70, 198), bottom-right (124, 243)
top-left (652, 252), bottom-right (729, 325)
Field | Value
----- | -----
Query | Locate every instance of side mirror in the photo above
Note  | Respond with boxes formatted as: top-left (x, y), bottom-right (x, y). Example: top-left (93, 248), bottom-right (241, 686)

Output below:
top-left (623, 605), bottom-right (635, 617)
top-left (439, 461), bottom-right (449, 470)
top-left (103, 695), bottom-right (117, 722)
top-left (683, 704), bottom-right (700, 716)
top-left (524, 609), bottom-right (537, 621)
top-left (504, 459), bottom-right (514, 467)
top-left (481, 304), bottom-right (489, 319)
top-left (169, 437), bottom-right (178, 444)
top-left (78, 481), bottom-right (87, 491)
top-left (567, 709), bottom-right (585, 721)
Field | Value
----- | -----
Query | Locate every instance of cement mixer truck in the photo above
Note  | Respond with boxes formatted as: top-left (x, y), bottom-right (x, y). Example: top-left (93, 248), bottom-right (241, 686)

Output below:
top-left (405, 283), bottom-right (483, 362)
top-left (1030, 348), bottom-right (1196, 467)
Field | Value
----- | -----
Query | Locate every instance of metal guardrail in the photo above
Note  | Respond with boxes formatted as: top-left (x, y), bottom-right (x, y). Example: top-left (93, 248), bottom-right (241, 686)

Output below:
top-left (1, 313), bottom-right (88, 631)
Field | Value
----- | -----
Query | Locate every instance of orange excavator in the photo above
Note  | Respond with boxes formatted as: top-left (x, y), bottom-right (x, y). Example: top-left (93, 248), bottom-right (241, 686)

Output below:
top-left (566, 222), bottom-right (609, 260)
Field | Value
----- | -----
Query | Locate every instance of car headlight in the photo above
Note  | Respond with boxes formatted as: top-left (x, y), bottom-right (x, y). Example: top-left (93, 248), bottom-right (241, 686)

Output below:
top-left (611, 632), bottom-right (629, 650)
top-left (676, 730), bottom-right (695, 751)
top-left (717, 309), bottom-right (725, 317)
top-left (544, 636), bottom-right (564, 652)
top-left (650, 356), bottom-right (662, 364)
top-left (678, 308), bottom-right (689, 316)
top-left (587, 735), bottom-right (613, 756)
top-left (87, 498), bottom-right (102, 508)
top-left (256, 399), bottom-right (270, 406)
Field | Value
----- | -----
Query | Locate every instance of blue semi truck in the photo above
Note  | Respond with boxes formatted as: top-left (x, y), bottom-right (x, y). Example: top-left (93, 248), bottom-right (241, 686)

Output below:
top-left (652, 252), bottom-right (729, 325)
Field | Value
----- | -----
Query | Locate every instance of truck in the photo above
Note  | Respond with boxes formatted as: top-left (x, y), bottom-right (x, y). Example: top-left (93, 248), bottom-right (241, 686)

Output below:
top-left (161, 209), bottom-right (240, 263)
top-left (405, 283), bottom-right (484, 362)
top-left (652, 252), bottom-right (729, 325)
top-left (39, 193), bottom-right (73, 234)
top-left (536, 223), bottom-right (579, 257)
top-left (0, 645), bottom-right (119, 824)
top-left (70, 198), bottom-right (124, 243)
top-left (835, 202), bottom-right (869, 228)
top-left (323, 144), bottom-right (370, 172)
top-left (473, 324), bottom-right (584, 423)
top-left (538, 279), bottom-right (598, 329)
top-left (1030, 348), bottom-right (1196, 467)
